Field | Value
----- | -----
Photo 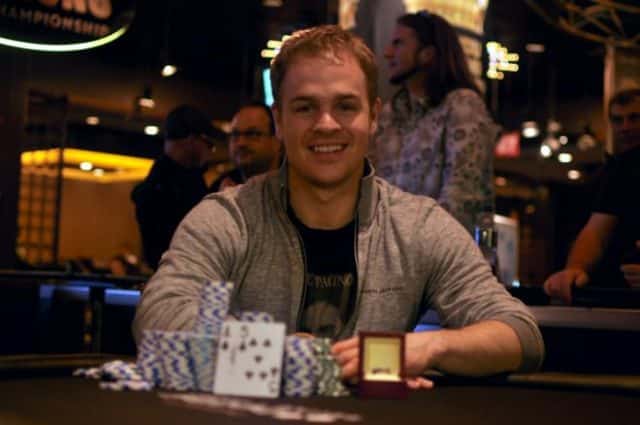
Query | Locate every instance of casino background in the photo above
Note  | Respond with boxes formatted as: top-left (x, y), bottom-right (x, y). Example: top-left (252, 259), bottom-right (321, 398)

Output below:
top-left (0, 0), bottom-right (639, 378)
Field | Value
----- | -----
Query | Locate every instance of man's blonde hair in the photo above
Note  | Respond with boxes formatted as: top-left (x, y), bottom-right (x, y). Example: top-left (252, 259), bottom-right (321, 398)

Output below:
top-left (270, 25), bottom-right (378, 107)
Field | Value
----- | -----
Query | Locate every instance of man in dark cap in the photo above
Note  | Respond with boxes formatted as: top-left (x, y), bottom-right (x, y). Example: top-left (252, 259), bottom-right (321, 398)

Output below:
top-left (132, 105), bottom-right (223, 269)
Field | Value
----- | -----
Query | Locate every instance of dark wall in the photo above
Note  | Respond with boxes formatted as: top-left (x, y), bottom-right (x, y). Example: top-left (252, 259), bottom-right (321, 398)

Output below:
top-left (0, 53), bottom-right (27, 268)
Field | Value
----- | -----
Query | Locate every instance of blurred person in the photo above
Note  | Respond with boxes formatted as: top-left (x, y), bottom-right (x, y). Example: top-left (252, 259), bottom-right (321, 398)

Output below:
top-left (544, 89), bottom-right (640, 303)
top-left (370, 10), bottom-right (498, 233)
top-left (131, 105), bottom-right (221, 269)
top-left (133, 26), bottom-right (543, 386)
top-left (210, 102), bottom-right (282, 191)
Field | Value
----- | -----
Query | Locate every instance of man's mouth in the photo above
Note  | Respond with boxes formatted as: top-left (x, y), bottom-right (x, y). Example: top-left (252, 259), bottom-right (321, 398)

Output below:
top-left (310, 144), bottom-right (347, 153)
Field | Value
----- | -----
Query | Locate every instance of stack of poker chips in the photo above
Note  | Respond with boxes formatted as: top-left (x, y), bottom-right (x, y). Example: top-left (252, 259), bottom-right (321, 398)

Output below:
top-left (311, 338), bottom-right (351, 397)
top-left (79, 280), bottom-right (350, 397)
top-left (137, 280), bottom-right (235, 391)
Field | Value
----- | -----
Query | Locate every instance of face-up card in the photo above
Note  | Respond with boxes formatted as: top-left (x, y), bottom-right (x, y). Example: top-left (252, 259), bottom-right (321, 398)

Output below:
top-left (213, 321), bottom-right (285, 398)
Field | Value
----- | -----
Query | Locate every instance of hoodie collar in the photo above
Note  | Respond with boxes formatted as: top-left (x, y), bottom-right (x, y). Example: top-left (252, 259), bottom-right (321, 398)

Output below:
top-left (270, 157), bottom-right (378, 229)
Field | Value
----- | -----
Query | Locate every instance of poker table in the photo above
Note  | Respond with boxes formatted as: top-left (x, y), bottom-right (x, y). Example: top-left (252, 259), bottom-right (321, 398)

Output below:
top-left (1, 356), bottom-right (638, 425)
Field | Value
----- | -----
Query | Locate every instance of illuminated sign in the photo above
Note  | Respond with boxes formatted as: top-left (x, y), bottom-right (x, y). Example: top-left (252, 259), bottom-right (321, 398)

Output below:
top-left (486, 41), bottom-right (519, 80)
top-left (0, 0), bottom-right (135, 52)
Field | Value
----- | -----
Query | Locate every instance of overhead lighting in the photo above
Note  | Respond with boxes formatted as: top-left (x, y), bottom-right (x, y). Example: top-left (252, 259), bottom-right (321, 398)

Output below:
top-left (138, 86), bottom-right (155, 109)
top-left (540, 144), bottom-right (552, 158)
top-left (0, 27), bottom-right (128, 52)
top-left (262, 0), bottom-right (283, 6)
top-left (547, 119), bottom-right (562, 133)
top-left (522, 121), bottom-right (540, 138)
top-left (161, 64), bottom-right (178, 77)
top-left (145, 125), bottom-right (160, 136)
top-left (577, 133), bottom-right (597, 150)
top-left (526, 43), bottom-right (545, 53)
top-left (85, 116), bottom-right (100, 126)
top-left (486, 41), bottom-right (519, 80)
top-left (21, 148), bottom-right (153, 183)
top-left (559, 135), bottom-right (568, 145)
top-left (568, 170), bottom-right (581, 180)
top-left (558, 153), bottom-right (573, 163)
top-left (544, 136), bottom-right (561, 151)
top-left (138, 97), bottom-right (155, 109)
top-left (495, 176), bottom-right (507, 187)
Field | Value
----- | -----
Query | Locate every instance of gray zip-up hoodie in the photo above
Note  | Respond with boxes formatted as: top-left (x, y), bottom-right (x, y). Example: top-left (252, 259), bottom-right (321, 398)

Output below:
top-left (133, 162), bottom-right (544, 372)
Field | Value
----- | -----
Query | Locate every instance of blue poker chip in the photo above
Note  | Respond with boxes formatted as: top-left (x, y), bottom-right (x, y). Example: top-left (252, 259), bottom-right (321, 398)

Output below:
top-left (283, 336), bottom-right (316, 397)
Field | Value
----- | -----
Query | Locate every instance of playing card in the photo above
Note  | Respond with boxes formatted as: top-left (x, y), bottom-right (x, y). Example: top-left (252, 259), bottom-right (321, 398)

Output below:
top-left (213, 321), bottom-right (285, 398)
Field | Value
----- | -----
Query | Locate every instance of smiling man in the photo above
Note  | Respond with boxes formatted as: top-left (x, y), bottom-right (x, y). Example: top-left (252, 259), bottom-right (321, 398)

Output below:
top-left (133, 26), bottom-right (543, 386)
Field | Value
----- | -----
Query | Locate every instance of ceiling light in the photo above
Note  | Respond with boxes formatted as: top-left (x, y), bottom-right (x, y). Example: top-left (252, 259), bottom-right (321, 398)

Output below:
top-left (495, 176), bottom-right (507, 187)
top-left (161, 64), bottom-right (177, 77)
top-left (522, 121), bottom-right (540, 138)
top-left (93, 168), bottom-right (105, 177)
top-left (262, 0), bottom-right (283, 6)
top-left (558, 153), bottom-right (573, 163)
top-left (526, 43), bottom-right (545, 53)
top-left (559, 135), bottom-right (568, 145)
top-left (138, 86), bottom-right (155, 108)
top-left (145, 125), bottom-right (160, 136)
top-left (577, 133), bottom-right (597, 150)
top-left (568, 170), bottom-right (581, 180)
top-left (547, 120), bottom-right (562, 133)
top-left (540, 144), bottom-right (552, 158)
top-left (79, 161), bottom-right (93, 171)
top-left (85, 116), bottom-right (100, 126)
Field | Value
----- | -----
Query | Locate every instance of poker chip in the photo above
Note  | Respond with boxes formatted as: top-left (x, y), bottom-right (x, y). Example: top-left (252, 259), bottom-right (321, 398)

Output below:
top-left (283, 336), bottom-right (316, 397)
top-left (99, 380), bottom-right (153, 391)
top-left (237, 311), bottom-right (274, 323)
top-left (194, 280), bottom-right (234, 336)
top-left (312, 339), bottom-right (350, 397)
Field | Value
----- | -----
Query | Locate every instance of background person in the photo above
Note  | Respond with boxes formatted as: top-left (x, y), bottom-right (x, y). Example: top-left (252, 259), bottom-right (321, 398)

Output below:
top-left (544, 89), bottom-right (640, 303)
top-left (210, 101), bottom-right (282, 191)
top-left (370, 10), bottom-right (499, 233)
top-left (131, 105), bottom-right (221, 269)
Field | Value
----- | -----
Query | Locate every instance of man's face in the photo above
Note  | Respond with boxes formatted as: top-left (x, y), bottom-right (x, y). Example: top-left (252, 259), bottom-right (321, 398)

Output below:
top-left (611, 97), bottom-right (640, 154)
top-left (229, 107), bottom-right (280, 174)
top-left (273, 52), bottom-right (380, 191)
top-left (384, 24), bottom-right (423, 85)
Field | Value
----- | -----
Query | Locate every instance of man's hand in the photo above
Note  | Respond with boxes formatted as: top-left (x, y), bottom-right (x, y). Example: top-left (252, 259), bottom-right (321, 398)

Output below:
top-left (331, 332), bottom-right (441, 390)
top-left (621, 240), bottom-right (640, 288)
top-left (543, 268), bottom-right (590, 304)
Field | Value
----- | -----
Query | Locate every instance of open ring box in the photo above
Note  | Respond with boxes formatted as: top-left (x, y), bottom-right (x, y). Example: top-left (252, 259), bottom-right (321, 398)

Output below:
top-left (358, 331), bottom-right (408, 399)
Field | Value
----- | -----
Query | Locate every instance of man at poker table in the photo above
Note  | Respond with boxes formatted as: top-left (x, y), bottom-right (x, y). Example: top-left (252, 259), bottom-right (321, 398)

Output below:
top-left (133, 25), bottom-right (544, 389)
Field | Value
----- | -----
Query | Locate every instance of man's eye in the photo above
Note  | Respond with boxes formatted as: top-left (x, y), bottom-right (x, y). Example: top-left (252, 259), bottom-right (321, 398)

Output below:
top-left (338, 103), bottom-right (358, 112)
top-left (293, 104), bottom-right (312, 113)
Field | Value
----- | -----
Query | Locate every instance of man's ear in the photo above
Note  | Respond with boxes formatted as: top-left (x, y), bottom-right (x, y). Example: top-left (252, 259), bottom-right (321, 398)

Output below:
top-left (271, 104), bottom-right (283, 140)
top-left (418, 45), bottom-right (435, 66)
top-left (369, 97), bottom-right (382, 135)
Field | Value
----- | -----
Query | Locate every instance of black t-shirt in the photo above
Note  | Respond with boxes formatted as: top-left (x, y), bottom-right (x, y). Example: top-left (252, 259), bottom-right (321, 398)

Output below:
top-left (288, 208), bottom-right (357, 339)
top-left (591, 146), bottom-right (640, 286)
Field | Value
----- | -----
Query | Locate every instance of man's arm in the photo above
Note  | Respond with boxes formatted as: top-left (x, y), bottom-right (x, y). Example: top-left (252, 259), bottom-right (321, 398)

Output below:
top-left (544, 213), bottom-right (618, 303)
top-left (132, 196), bottom-right (245, 343)
top-left (334, 320), bottom-right (522, 380)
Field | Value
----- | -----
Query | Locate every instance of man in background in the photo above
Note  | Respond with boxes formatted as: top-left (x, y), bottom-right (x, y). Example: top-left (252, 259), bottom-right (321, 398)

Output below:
top-left (210, 101), bottom-right (282, 191)
top-left (544, 88), bottom-right (640, 303)
top-left (132, 104), bottom-right (222, 269)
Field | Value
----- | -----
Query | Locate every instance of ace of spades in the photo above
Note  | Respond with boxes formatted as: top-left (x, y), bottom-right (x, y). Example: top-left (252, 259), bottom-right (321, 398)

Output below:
top-left (213, 321), bottom-right (285, 398)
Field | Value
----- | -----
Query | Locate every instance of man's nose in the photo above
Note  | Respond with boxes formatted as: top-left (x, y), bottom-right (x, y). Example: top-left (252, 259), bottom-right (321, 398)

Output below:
top-left (314, 111), bottom-right (341, 131)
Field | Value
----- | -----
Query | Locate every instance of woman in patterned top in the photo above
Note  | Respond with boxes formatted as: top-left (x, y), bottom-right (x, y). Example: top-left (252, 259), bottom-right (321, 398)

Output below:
top-left (370, 10), bottom-right (499, 233)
